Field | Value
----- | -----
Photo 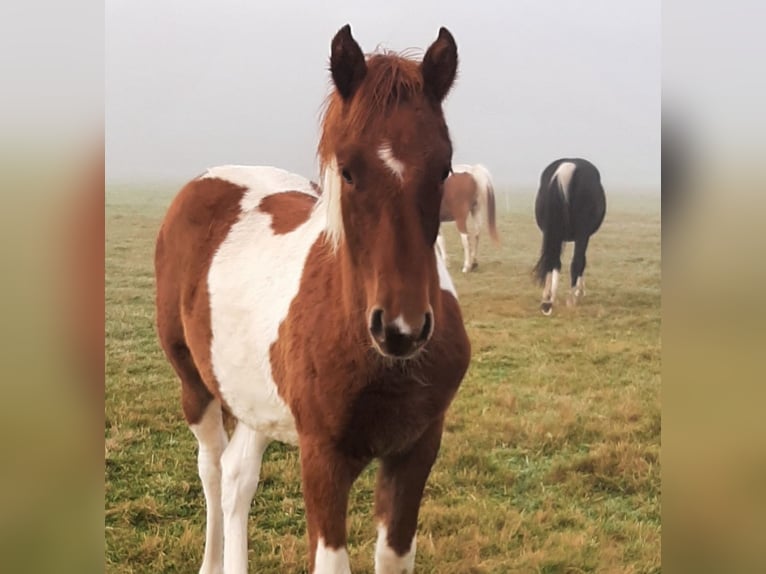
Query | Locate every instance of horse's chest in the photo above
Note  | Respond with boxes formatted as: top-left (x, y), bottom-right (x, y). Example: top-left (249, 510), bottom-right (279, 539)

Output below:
top-left (337, 380), bottom-right (452, 458)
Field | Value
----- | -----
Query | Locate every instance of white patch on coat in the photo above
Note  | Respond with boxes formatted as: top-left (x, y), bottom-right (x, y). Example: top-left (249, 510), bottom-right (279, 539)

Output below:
top-left (378, 141), bottom-right (405, 181)
top-left (552, 161), bottom-right (576, 202)
top-left (315, 538), bottom-right (351, 574)
top-left (375, 524), bottom-right (416, 574)
top-left (207, 166), bottom-right (328, 445)
top-left (202, 165), bottom-right (319, 212)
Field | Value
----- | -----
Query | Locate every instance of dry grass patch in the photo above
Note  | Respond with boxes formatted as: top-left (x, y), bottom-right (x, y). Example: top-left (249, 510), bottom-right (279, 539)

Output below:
top-left (106, 187), bottom-right (660, 573)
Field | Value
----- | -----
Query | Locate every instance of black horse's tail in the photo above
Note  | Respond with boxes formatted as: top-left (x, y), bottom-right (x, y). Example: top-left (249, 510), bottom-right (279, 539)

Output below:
top-left (533, 176), bottom-right (567, 285)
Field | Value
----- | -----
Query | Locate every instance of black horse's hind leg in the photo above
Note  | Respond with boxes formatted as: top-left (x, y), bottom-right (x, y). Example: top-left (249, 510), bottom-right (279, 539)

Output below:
top-left (540, 247), bottom-right (562, 315)
top-left (568, 235), bottom-right (589, 306)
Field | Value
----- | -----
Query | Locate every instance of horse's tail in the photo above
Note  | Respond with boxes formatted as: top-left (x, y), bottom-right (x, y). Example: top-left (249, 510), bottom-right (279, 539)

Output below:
top-left (533, 174), bottom-right (567, 285)
top-left (472, 164), bottom-right (500, 244)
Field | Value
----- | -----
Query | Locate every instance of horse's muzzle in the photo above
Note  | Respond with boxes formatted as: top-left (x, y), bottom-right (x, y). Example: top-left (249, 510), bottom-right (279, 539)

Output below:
top-left (368, 307), bottom-right (433, 358)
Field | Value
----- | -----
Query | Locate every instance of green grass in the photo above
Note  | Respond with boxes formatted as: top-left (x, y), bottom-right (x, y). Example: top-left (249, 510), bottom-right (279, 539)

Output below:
top-left (106, 185), bottom-right (661, 573)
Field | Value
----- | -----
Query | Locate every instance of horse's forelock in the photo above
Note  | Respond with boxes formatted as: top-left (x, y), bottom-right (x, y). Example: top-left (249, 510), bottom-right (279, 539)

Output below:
top-left (318, 53), bottom-right (429, 165)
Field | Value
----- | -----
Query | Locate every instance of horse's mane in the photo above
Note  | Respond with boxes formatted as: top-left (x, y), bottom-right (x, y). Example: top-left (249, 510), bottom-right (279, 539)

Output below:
top-left (318, 50), bottom-right (424, 165)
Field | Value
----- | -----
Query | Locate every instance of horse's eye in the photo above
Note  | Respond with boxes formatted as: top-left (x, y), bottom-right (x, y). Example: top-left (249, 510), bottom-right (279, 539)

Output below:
top-left (341, 168), bottom-right (353, 184)
top-left (441, 167), bottom-right (451, 182)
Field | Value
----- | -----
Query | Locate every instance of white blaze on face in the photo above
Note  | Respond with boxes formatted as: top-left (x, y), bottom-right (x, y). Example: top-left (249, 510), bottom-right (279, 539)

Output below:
top-left (392, 314), bottom-right (413, 335)
top-left (315, 538), bottom-right (351, 574)
top-left (378, 140), bottom-right (405, 182)
top-left (375, 524), bottom-right (416, 574)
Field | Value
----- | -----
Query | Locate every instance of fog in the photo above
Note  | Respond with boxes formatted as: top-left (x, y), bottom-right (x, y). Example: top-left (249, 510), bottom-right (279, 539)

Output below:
top-left (107, 0), bottom-right (659, 189)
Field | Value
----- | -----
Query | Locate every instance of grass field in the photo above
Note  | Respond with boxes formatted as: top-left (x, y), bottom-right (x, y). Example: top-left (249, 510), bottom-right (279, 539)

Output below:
top-left (105, 184), bottom-right (661, 573)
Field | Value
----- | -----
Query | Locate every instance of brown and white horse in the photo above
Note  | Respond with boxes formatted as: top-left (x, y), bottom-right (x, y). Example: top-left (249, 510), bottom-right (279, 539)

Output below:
top-left (155, 25), bottom-right (471, 574)
top-left (436, 163), bottom-right (499, 272)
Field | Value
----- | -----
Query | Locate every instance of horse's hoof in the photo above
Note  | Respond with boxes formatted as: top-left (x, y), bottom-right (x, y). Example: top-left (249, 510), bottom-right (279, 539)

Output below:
top-left (541, 302), bottom-right (553, 315)
top-left (471, 261), bottom-right (479, 270)
top-left (462, 267), bottom-right (470, 273)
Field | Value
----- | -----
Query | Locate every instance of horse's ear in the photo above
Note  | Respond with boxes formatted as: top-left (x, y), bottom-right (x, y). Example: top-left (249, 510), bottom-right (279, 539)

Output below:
top-left (421, 27), bottom-right (458, 103)
top-left (330, 24), bottom-right (367, 101)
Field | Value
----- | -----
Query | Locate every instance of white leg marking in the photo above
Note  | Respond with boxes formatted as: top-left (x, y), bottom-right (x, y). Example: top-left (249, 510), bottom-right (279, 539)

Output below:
top-left (542, 272), bottom-right (552, 301)
top-left (575, 275), bottom-right (585, 297)
top-left (377, 141), bottom-right (405, 181)
top-left (375, 524), bottom-right (416, 574)
top-left (392, 315), bottom-right (413, 336)
top-left (460, 232), bottom-right (471, 273)
top-left (551, 269), bottom-right (560, 303)
top-left (190, 400), bottom-right (228, 574)
top-left (435, 233), bottom-right (448, 267)
top-left (315, 538), bottom-right (351, 574)
top-left (469, 231), bottom-right (479, 269)
top-left (220, 423), bottom-right (270, 574)
top-left (435, 244), bottom-right (458, 298)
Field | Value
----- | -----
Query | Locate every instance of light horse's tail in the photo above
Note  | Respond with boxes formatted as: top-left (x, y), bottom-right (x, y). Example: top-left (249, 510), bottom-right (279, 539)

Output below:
top-left (466, 164), bottom-right (500, 244)
top-left (533, 167), bottom-right (570, 285)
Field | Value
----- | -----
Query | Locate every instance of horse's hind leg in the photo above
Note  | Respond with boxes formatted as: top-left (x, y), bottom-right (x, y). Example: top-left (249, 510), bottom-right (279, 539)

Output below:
top-left (459, 231), bottom-right (471, 273)
top-left (191, 398), bottom-right (228, 574)
top-left (466, 208), bottom-right (481, 271)
top-left (220, 422), bottom-right (270, 574)
top-left (540, 246), bottom-right (562, 315)
top-left (459, 212), bottom-right (480, 273)
top-left (435, 233), bottom-right (448, 267)
top-left (163, 340), bottom-right (228, 574)
top-left (568, 235), bottom-right (590, 306)
top-left (468, 224), bottom-right (480, 272)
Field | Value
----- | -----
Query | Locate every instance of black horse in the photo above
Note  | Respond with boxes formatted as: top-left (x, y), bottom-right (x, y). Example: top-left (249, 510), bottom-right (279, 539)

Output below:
top-left (534, 158), bottom-right (606, 315)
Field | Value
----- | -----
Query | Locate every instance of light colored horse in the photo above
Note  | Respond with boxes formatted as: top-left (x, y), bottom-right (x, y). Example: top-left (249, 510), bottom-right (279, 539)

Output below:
top-left (436, 163), bottom-right (499, 272)
top-left (154, 25), bottom-right (470, 574)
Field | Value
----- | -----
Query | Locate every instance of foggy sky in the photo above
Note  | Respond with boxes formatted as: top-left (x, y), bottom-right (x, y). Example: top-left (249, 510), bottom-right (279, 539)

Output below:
top-left (106, 1), bottom-right (660, 189)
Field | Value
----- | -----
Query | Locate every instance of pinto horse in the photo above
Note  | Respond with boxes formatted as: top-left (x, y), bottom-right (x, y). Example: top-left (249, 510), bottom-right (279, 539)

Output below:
top-left (534, 158), bottom-right (606, 315)
top-left (436, 163), bottom-right (499, 273)
top-left (155, 25), bottom-right (470, 574)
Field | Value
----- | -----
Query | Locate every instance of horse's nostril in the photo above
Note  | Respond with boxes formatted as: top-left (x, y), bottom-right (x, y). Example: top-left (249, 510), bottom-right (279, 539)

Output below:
top-left (369, 308), bottom-right (384, 338)
top-left (418, 312), bottom-right (433, 342)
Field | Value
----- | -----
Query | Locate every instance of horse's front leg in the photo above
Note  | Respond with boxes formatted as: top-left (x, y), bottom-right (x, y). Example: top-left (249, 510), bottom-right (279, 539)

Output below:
top-left (300, 437), bottom-right (368, 574)
top-left (373, 417), bottom-right (444, 574)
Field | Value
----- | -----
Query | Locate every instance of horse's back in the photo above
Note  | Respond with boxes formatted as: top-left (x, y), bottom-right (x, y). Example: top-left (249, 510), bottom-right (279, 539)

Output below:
top-left (441, 171), bottom-right (477, 223)
top-left (536, 158), bottom-right (605, 236)
top-left (155, 166), bottom-right (323, 441)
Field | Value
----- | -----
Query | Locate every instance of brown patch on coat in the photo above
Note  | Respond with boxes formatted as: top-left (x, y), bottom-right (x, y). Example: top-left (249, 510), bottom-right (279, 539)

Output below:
top-left (155, 177), bottom-right (245, 424)
top-left (440, 172), bottom-right (477, 233)
top-left (258, 191), bottom-right (316, 234)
